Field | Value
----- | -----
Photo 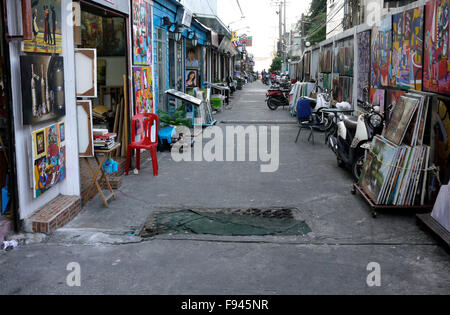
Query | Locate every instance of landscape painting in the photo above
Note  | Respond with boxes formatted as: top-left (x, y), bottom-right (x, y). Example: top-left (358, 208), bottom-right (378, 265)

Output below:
top-left (384, 95), bottom-right (420, 145)
top-left (24, 0), bottom-right (62, 54)
top-left (359, 136), bottom-right (398, 203)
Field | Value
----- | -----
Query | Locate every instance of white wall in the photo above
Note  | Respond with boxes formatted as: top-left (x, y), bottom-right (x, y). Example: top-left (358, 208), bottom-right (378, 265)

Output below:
top-left (8, 0), bottom-right (80, 219)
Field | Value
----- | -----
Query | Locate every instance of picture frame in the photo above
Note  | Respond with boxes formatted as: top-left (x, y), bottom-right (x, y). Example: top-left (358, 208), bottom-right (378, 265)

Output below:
top-left (76, 101), bottom-right (94, 157)
top-left (75, 48), bottom-right (97, 98)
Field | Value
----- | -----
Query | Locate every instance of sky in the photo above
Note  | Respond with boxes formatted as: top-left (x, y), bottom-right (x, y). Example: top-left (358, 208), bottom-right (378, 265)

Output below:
top-left (217, 0), bottom-right (311, 71)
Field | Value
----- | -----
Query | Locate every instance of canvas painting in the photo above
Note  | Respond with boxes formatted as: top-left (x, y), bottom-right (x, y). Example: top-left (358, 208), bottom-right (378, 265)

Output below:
top-left (133, 66), bottom-right (154, 114)
top-left (384, 96), bottom-right (420, 145)
top-left (324, 46), bottom-right (333, 73)
top-left (132, 0), bottom-right (153, 66)
top-left (424, 0), bottom-right (450, 95)
top-left (186, 45), bottom-right (200, 69)
top-left (359, 135), bottom-right (399, 203)
top-left (77, 101), bottom-right (94, 158)
top-left (20, 55), bottom-right (65, 125)
top-left (357, 31), bottom-right (371, 101)
top-left (186, 69), bottom-right (199, 88)
top-left (344, 45), bottom-right (354, 76)
top-left (75, 49), bottom-right (97, 98)
top-left (371, 17), bottom-right (392, 88)
top-left (391, 7), bottom-right (424, 90)
top-left (102, 17), bottom-right (127, 56)
top-left (32, 122), bottom-right (66, 199)
top-left (385, 90), bottom-right (407, 123)
top-left (342, 76), bottom-right (353, 103)
top-left (332, 73), bottom-right (340, 102)
top-left (24, 0), bottom-right (62, 54)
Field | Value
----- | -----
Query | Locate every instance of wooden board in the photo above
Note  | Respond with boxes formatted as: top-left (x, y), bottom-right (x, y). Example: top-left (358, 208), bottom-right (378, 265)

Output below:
top-left (417, 213), bottom-right (450, 248)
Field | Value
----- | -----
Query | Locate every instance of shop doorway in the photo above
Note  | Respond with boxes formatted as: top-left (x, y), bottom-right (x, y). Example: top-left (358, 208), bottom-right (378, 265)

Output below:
top-left (76, 1), bottom-right (131, 200)
top-left (156, 28), bottom-right (168, 113)
top-left (0, 2), bottom-right (19, 231)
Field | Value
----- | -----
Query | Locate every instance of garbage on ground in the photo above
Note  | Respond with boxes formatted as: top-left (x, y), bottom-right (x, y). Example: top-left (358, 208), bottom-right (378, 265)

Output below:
top-left (1, 240), bottom-right (18, 251)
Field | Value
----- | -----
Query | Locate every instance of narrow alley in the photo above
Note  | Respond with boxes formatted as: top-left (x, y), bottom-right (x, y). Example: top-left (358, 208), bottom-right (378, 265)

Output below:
top-left (0, 81), bottom-right (448, 295)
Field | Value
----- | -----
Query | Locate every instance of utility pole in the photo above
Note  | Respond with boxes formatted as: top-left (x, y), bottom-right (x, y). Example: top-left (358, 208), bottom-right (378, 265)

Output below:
top-left (283, 0), bottom-right (287, 72)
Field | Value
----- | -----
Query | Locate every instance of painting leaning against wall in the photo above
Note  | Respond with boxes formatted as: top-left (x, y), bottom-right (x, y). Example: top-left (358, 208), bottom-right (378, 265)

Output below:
top-left (391, 6), bottom-right (424, 91)
top-left (424, 0), bottom-right (450, 95)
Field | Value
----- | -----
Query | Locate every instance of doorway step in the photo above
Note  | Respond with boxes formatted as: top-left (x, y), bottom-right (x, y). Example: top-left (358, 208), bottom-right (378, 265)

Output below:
top-left (24, 195), bottom-right (81, 234)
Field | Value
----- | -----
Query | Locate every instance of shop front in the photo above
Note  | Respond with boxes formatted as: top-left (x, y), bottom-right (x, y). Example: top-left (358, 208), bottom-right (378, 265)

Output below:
top-left (0, 0), bottom-right (155, 233)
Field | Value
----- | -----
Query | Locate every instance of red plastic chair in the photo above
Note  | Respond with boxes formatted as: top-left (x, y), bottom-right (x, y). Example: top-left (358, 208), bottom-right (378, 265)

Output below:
top-left (126, 113), bottom-right (159, 176)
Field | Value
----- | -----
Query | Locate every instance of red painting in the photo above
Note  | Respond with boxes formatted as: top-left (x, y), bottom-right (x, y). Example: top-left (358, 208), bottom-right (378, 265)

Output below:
top-left (424, 0), bottom-right (450, 95)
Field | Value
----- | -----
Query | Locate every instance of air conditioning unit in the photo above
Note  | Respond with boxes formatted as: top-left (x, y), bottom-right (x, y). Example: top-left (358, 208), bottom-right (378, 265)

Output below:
top-left (176, 7), bottom-right (193, 28)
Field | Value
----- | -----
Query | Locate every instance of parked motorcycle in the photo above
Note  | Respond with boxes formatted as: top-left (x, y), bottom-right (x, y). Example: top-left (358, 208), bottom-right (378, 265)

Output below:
top-left (328, 101), bottom-right (384, 180)
top-left (266, 84), bottom-right (290, 110)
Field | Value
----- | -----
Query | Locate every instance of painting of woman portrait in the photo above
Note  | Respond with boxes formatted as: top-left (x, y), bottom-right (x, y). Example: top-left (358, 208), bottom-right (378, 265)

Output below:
top-left (186, 70), bottom-right (198, 88)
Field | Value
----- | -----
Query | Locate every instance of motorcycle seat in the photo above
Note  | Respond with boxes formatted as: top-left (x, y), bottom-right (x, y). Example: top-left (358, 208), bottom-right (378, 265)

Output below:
top-left (343, 116), bottom-right (358, 129)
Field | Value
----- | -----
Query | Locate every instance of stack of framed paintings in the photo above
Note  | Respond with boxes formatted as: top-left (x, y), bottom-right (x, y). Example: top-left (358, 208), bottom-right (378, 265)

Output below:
top-left (31, 122), bottom-right (66, 198)
top-left (359, 94), bottom-right (432, 206)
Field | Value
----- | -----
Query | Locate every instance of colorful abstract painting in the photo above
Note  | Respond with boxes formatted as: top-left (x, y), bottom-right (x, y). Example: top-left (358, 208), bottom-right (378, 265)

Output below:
top-left (32, 122), bottom-right (66, 198)
top-left (344, 44), bottom-right (354, 76)
top-left (133, 66), bottom-right (154, 114)
top-left (424, 0), bottom-right (450, 95)
top-left (24, 0), bottom-right (62, 54)
top-left (371, 17), bottom-right (392, 88)
top-left (132, 0), bottom-right (153, 66)
top-left (391, 6), bottom-right (424, 91)
top-left (358, 31), bottom-right (371, 101)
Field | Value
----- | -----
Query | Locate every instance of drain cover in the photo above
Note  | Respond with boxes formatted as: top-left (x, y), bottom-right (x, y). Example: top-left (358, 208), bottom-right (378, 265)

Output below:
top-left (140, 208), bottom-right (311, 237)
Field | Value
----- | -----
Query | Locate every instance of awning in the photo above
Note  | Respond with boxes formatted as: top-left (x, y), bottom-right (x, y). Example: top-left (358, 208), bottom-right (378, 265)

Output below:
top-left (194, 15), bottom-right (231, 37)
top-left (218, 37), bottom-right (238, 56)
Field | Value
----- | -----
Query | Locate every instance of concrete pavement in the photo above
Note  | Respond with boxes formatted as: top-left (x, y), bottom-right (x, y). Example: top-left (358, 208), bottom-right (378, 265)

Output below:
top-left (0, 81), bottom-right (448, 295)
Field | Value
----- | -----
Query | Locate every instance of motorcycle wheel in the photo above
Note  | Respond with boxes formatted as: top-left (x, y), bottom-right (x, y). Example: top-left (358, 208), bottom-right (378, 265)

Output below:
top-left (267, 98), bottom-right (278, 111)
top-left (313, 109), bottom-right (333, 132)
top-left (352, 155), bottom-right (365, 182)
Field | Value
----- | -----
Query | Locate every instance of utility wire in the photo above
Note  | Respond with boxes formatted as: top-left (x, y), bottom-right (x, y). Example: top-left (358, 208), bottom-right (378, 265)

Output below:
top-left (305, 3), bottom-right (345, 39)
